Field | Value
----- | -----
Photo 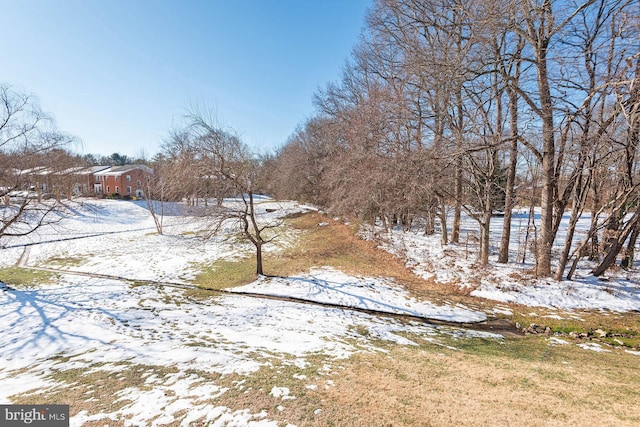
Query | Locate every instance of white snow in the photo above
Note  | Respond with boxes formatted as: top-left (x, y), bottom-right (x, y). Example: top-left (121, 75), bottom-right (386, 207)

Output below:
top-left (371, 209), bottom-right (640, 312)
top-left (0, 198), bottom-right (492, 426)
top-left (269, 386), bottom-right (294, 399)
top-left (234, 267), bottom-right (485, 323)
top-left (577, 342), bottom-right (611, 353)
top-left (1, 199), bottom-right (637, 426)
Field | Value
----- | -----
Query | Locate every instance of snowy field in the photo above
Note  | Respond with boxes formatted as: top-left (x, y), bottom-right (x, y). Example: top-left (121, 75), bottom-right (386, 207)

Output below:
top-left (1, 199), bottom-right (495, 426)
top-left (371, 209), bottom-right (640, 313)
top-left (1, 198), bottom-right (639, 425)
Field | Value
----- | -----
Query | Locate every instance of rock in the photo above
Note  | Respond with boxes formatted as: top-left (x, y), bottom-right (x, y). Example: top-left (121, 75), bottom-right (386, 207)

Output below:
top-left (594, 329), bottom-right (608, 338)
top-left (525, 323), bottom-right (550, 335)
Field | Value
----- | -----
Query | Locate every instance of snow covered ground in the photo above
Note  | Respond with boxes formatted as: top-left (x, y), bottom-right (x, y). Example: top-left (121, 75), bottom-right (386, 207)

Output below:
top-left (0, 199), bottom-right (494, 426)
top-left (1, 199), bottom-right (638, 425)
top-left (371, 209), bottom-right (640, 312)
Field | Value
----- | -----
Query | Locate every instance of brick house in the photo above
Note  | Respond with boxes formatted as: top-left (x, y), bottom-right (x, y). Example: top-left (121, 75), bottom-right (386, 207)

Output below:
top-left (69, 165), bottom-right (111, 196)
top-left (93, 165), bottom-right (153, 198)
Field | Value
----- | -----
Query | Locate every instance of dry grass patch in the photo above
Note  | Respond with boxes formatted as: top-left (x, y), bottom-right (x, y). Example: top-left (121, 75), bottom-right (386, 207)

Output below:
top-left (43, 255), bottom-right (87, 268)
top-left (316, 334), bottom-right (640, 427)
top-left (188, 211), bottom-right (494, 311)
top-left (9, 361), bottom-right (181, 424)
top-left (267, 212), bottom-right (489, 309)
top-left (190, 211), bottom-right (426, 286)
top-left (277, 212), bottom-right (418, 278)
top-left (9, 330), bottom-right (639, 426)
top-left (209, 354), bottom-right (335, 425)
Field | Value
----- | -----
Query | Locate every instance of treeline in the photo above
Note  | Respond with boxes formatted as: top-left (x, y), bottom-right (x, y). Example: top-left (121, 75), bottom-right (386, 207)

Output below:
top-left (82, 152), bottom-right (149, 166)
top-left (3, 1), bottom-right (640, 281)
top-left (263, 0), bottom-right (640, 280)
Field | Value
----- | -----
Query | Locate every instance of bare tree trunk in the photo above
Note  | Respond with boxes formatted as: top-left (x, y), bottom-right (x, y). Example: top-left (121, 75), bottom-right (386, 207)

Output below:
top-left (425, 205), bottom-right (436, 235)
top-left (479, 150), bottom-right (496, 266)
top-left (479, 216), bottom-right (491, 266)
top-left (620, 54), bottom-right (640, 270)
top-left (621, 223), bottom-right (640, 269)
top-left (255, 241), bottom-right (264, 275)
top-left (438, 197), bottom-right (448, 245)
top-left (498, 89), bottom-right (520, 263)
top-left (537, 50), bottom-right (556, 277)
top-left (148, 200), bottom-right (164, 235)
top-left (593, 210), bottom-right (640, 276)
top-left (588, 170), bottom-right (601, 261)
top-left (244, 191), bottom-right (266, 276)
top-left (452, 156), bottom-right (462, 243)
top-left (451, 89), bottom-right (464, 244)
top-left (567, 237), bottom-right (589, 280)
top-left (554, 174), bottom-right (589, 280)
top-left (515, 0), bottom-right (595, 277)
top-left (496, 32), bottom-right (524, 264)
top-left (523, 198), bottom-right (536, 265)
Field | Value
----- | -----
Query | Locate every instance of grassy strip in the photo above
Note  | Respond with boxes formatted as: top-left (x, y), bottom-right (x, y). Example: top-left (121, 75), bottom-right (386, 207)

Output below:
top-left (10, 330), bottom-right (640, 426)
top-left (314, 333), bottom-right (640, 426)
top-left (191, 212), bottom-right (423, 287)
top-left (0, 267), bottom-right (56, 288)
top-left (511, 308), bottom-right (640, 349)
top-left (191, 212), bottom-right (463, 306)
top-left (271, 212), bottom-right (424, 279)
top-left (193, 258), bottom-right (257, 290)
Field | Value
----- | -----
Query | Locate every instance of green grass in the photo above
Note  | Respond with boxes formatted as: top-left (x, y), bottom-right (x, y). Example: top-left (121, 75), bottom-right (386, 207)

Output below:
top-left (450, 334), bottom-right (549, 361)
top-left (0, 267), bottom-right (56, 288)
top-left (512, 309), bottom-right (640, 349)
top-left (193, 258), bottom-right (258, 290)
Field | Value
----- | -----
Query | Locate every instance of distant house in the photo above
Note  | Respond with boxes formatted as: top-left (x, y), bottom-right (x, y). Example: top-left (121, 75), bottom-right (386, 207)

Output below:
top-left (16, 166), bottom-right (50, 194)
top-left (93, 165), bottom-right (153, 198)
top-left (11, 165), bottom-right (110, 199)
top-left (71, 165), bottom-right (111, 196)
top-left (0, 168), bottom-right (20, 195)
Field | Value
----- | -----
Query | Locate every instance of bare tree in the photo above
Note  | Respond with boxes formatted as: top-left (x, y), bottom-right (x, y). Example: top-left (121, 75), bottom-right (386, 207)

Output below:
top-left (503, 0), bottom-right (602, 277)
top-left (548, 1), bottom-right (635, 279)
top-left (268, 0), bottom-right (638, 279)
top-left (592, 50), bottom-right (640, 275)
top-left (144, 156), bottom-right (172, 235)
top-left (163, 110), bottom-right (277, 275)
top-left (267, 117), bottom-right (335, 207)
top-left (0, 83), bottom-right (75, 246)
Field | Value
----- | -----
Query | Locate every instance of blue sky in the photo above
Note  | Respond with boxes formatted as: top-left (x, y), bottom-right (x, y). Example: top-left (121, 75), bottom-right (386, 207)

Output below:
top-left (1, 0), bottom-right (370, 158)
